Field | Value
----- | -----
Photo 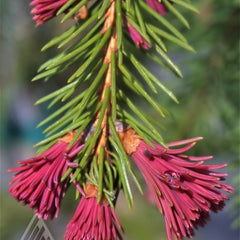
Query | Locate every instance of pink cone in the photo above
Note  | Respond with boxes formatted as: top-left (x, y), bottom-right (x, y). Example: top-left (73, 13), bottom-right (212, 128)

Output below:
top-left (8, 133), bottom-right (84, 219)
top-left (146, 0), bottom-right (168, 16)
top-left (127, 23), bottom-right (151, 50)
top-left (132, 137), bottom-right (234, 240)
top-left (64, 183), bottom-right (123, 240)
top-left (30, 0), bottom-right (70, 26)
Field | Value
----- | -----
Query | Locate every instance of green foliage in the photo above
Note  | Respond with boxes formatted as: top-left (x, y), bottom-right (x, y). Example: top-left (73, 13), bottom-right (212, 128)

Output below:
top-left (32, 0), bottom-right (197, 208)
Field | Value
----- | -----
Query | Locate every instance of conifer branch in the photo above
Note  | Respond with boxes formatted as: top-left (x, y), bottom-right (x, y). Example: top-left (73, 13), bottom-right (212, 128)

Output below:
top-left (7, 1), bottom-right (234, 240)
top-left (33, 0), bottom-right (197, 207)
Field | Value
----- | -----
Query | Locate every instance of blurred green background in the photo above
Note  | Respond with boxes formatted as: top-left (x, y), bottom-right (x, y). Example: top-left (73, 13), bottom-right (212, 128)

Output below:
top-left (1, 0), bottom-right (239, 239)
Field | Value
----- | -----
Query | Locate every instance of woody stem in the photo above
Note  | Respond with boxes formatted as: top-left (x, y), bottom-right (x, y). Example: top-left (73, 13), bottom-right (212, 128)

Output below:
top-left (93, 1), bottom-right (117, 158)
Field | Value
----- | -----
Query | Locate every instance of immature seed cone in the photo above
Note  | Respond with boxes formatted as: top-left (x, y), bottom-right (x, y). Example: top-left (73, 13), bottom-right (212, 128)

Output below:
top-left (64, 183), bottom-right (123, 240)
top-left (30, 0), bottom-right (82, 26)
top-left (146, 0), bottom-right (169, 16)
top-left (118, 126), bottom-right (234, 240)
top-left (126, 23), bottom-right (151, 49)
top-left (8, 132), bottom-right (84, 219)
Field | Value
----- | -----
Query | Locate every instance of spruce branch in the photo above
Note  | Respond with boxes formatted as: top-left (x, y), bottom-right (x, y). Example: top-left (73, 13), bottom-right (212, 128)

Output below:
top-left (32, 0), bottom-right (197, 209)
top-left (7, 1), bottom-right (234, 240)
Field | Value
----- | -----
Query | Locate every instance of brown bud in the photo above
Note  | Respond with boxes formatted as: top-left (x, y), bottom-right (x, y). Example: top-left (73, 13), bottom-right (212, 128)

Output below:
top-left (59, 131), bottom-right (76, 143)
top-left (118, 127), bottom-right (142, 155)
top-left (85, 182), bottom-right (98, 198)
top-left (85, 182), bottom-right (109, 205)
top-left (74, 5), bottom-right (88, 20)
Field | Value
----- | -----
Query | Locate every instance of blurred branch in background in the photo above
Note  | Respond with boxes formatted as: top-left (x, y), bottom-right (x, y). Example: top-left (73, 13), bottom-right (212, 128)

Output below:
top-left (0, 0), bottom-right (239, 239)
